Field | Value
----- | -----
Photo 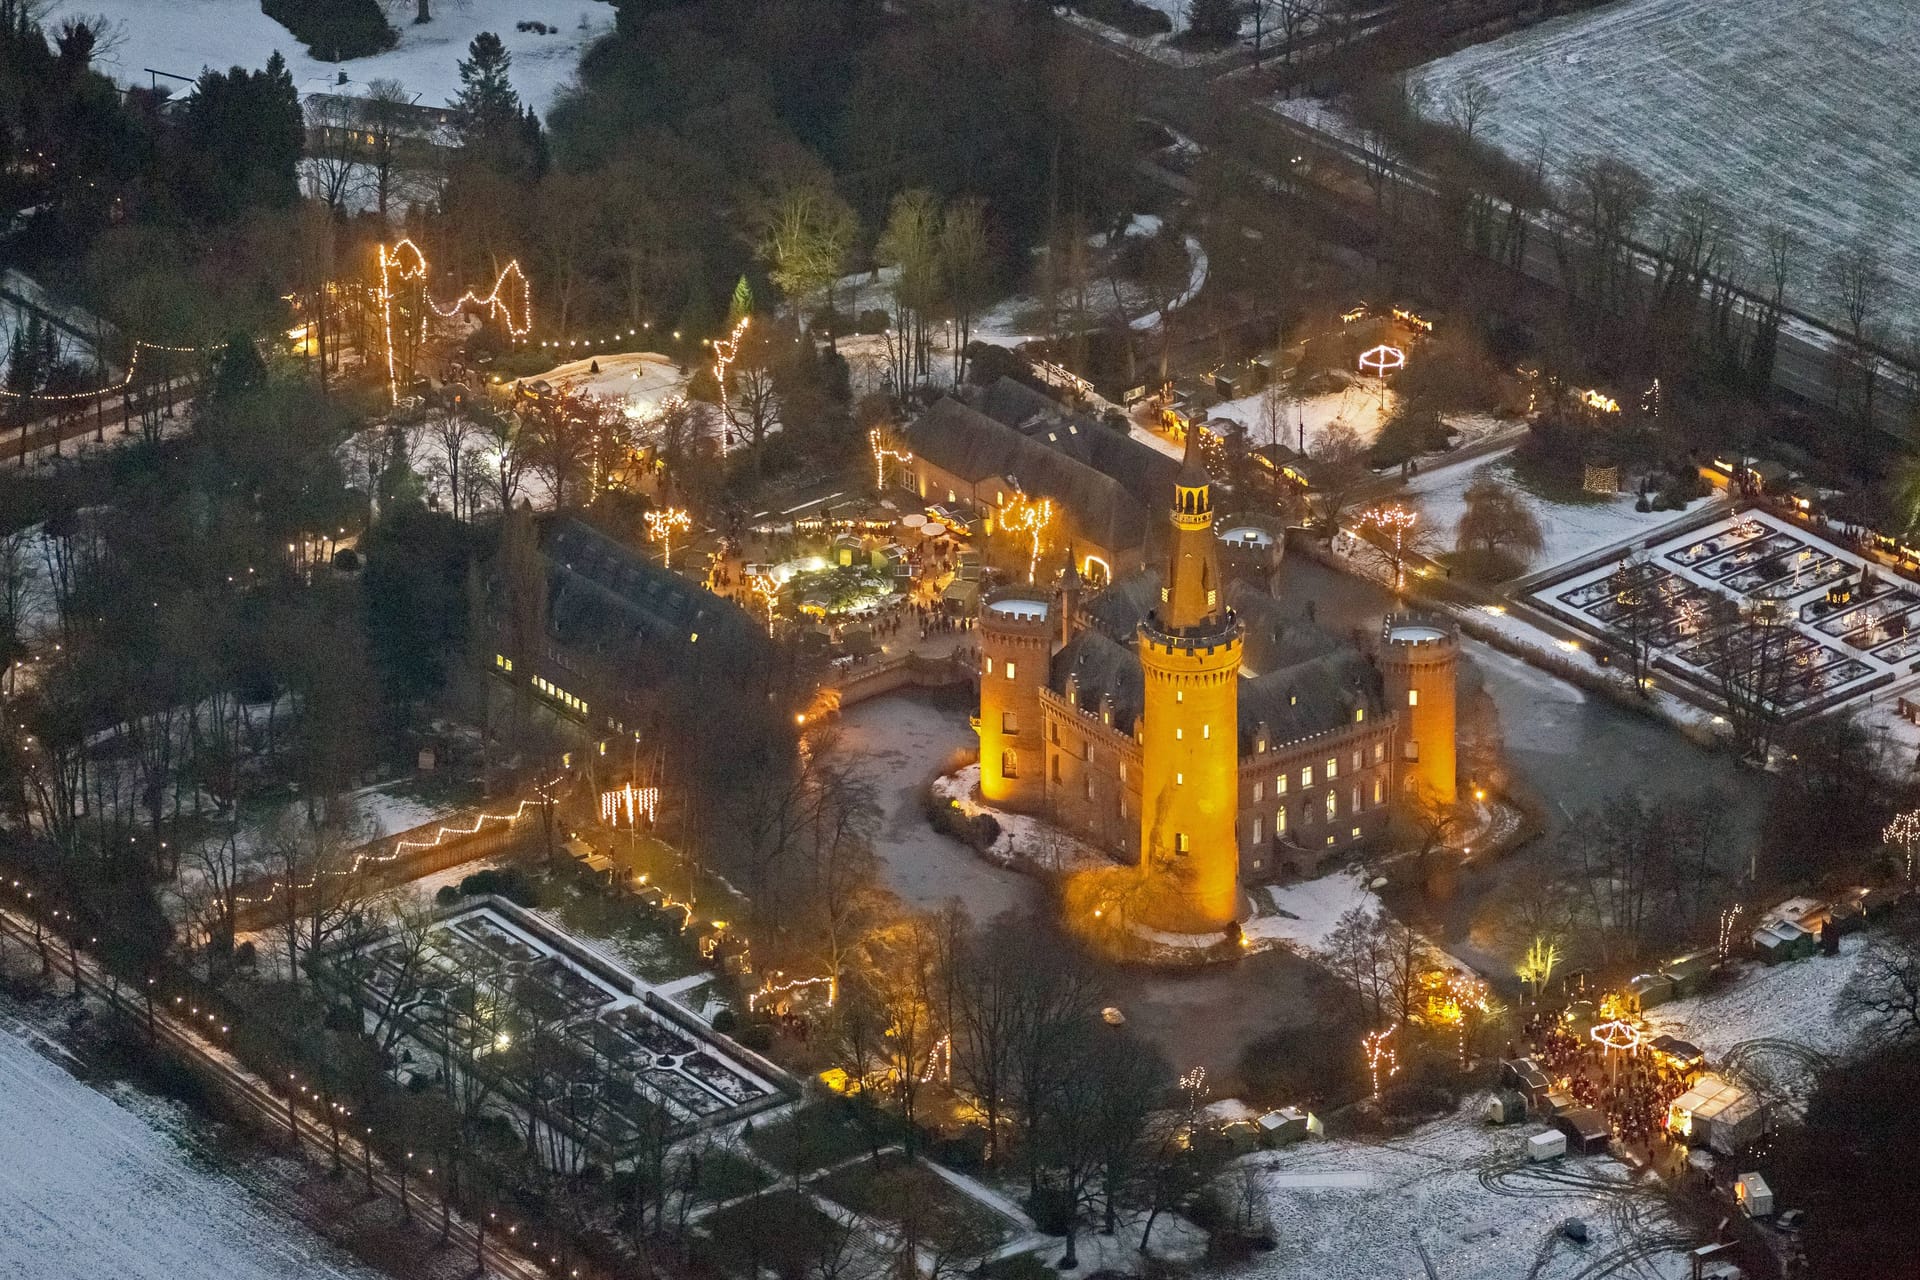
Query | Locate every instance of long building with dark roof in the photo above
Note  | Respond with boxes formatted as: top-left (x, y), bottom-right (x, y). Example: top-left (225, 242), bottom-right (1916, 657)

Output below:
top-left (902, 379), bottom-right (1180, 585)
top-left (973, 438), bottom-right (1460, 906)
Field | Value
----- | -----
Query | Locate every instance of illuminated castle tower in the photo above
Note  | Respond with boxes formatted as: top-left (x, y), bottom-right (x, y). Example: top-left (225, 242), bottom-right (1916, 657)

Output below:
top-left (976, 591), bottom-right (1054, 811)
top-left (1136, 435), bottom-right (1245, 933)
top-left (1380, 613), bottom-right (1458, 806)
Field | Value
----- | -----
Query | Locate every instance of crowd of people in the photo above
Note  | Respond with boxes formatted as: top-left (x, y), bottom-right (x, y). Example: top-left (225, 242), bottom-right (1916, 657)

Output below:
top-left (1523, 1012), bottom-right (1694, 1156)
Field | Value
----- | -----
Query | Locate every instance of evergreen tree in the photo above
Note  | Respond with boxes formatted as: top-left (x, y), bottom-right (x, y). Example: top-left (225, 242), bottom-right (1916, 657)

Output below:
top-left (182, 53), bottom-right (303, 221)
top-left (728, 275), bottom-right (755, 325)
top-left (1185, 0), bottom-right (1240, 42)
top-left (210, 336), bottom-right (268, 403)
top-left (453, 32), bottom-right (521, 147)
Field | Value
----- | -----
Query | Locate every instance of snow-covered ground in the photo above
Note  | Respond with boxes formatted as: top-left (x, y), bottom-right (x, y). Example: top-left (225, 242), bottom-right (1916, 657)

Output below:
top-left (1405, 447), bottom-right (1699, 575)
top-left (525, 350), bottom-right (689, 419)
top-left (1245, 1102), bottom-right (1692, 1280)
top-left (934, 764), bottom-right (1116, 876)
top-left (1206, 382), bottom-right (1397, 455)
top-left (1646, 935), bottom-right (1871, 1062)
top-left (1130, 235), bottom-right (1209, 333)
top-left (0, 270), bottom-right (112, 383)
top-left (53, 0), bottom-right (611, 115)
top-left (1408, 0), bottom-right (1920, 334)
top-left (0, 1021), bottom-right (384, 1280)
top-left (1244, 867), bottom-right (1381, 952)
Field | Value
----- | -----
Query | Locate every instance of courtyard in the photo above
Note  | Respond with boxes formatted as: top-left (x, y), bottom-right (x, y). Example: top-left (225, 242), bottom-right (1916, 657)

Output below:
top-left (1530, 509), bottom-right (1916, 717)
top-left (323, 900), bottom-right (790, 1160)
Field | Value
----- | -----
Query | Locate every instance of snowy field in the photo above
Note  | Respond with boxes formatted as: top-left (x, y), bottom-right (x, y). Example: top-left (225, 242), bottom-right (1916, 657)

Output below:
top-left (1245, 1103), bottom-right (1691, 1280)
top-left (1244, 868), bottom-right (1381, 952)
top-left (1405, 447), bottom-right (1702, 576)
top-left (51, 0), bottom-right (611, 115)
top-left (527, 350), bottom-right (689, 418)
top-left (1646, 934), bottom-right (1871, 1062)
top-left (1410, 0), bottom-right (1920, 331)
top-left (0, 1022), bottom-right (383, 1280)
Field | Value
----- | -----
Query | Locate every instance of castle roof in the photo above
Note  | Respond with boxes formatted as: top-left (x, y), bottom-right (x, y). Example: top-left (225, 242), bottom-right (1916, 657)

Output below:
top-left (541, 517), bottom-right (761, 684)
top-left (1051, 628), bottom-right (1147, 734)
top-left (1052, 571), bottom-right (1385, 755)
top-left (905, 397), bottom-right (1150, 554)
top-left (907, 379), bottom-right (1183, 555)
top-left (1238, 651), bottom-right (1384, 752)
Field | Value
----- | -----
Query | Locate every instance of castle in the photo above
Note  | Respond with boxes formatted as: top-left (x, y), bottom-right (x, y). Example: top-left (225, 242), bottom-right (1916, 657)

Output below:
top-left (973, 433), bottom-right (1459, 934)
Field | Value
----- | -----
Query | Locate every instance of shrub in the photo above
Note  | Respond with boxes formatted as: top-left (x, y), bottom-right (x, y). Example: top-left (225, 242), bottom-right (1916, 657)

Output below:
top-left (434, 884), bottom-right (460, 906)
top-left (458, 867), bottom-right (542, 907)
top-left (1072, 0), bottom-right (1172, 37)
top-left (856, 308), bottom-right (891, 335)
top-left (1024, 1184), bottom-right (1075, 1234)
top-left (261, 0), bottom-right (396, 60)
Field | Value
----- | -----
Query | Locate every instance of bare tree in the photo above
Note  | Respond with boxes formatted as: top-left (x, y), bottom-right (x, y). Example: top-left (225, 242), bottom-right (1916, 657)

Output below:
top-left (1453, 474), bottom-right (1544, 575)
top-left (1843, 915), bottom-right (1920, 1046)
top-left (358, 78), bottom-right (419, 219)
top-left (425, 404), bottom-right (480, 519)
top-left (302, 92), bottom-right (366, 210)
top-left (1447, 79), bottom-right (1494, 141)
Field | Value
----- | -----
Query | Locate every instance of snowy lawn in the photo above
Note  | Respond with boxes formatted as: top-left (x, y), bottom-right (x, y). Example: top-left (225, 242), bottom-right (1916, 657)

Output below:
top-left (1409, 0), bottom-right (1920, 334)
top-left (1204, 381), bottom-right (1398, 455)
top-left (933, 764), bottom-right (1115, 876)
top-left (525, 349), bottom-right (689, 417)
top-left (0, 1021), bottom-right (383, 1280)
top-left (1244, 1101), bottom-right (1692, 1280)
top-left (1645, 933), bottom-right (1872, 1062)
top-left (1244, 867), bottom-right (1382, 952)
top-left (55, 0), bottom-right (611, 115)
top-left (1404, 447), bottom-right (1704, 575)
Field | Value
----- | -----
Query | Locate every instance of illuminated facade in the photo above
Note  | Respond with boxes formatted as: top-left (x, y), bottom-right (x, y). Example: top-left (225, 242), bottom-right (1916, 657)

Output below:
top-left (975, 442), bottom-right (1460, 929)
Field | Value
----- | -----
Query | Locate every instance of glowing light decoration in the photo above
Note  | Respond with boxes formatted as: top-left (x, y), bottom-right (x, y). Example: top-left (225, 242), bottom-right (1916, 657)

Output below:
top-left (1356, 344), bottom-right (1405, 376)
top-left (1517, 936), bottom-right (1560, 1000)
top-left (645, 507), bottom-right (691, 569)
top-left (869, 427), bottom-right (913, 491)
top-left (0, 338), bottom-right (217, 403)
top-left (1358, 503), bottom-right (1420, 592)
top-left (917, 1034), bottom-right (953, 1084)
top-left (377, 239), bottom-right (532, 405)
top-left (1001, 492), bottom-right (1055, 584)
top-left (748, 570), bottom-right (780, 637)
top-left (1717, 904), bottom-right (1745, 962)
top-left (1363, 1027), bottom-right (1399, 1099)
top-left (711, 315), bottom-right (750, 451)
top-left (1590, 1017), bottom-right (1642, 1084)
top-left (1429, 974), bottom-right (1491, 1068)
top-left (1590, 1018), bottom-right (1642, 1054)
top-left (234, 778), bottom-right (564, 906)
top-left (600, 783), bottom-right (658, 827)
top-left (1885, 809), bottom-right (1920, 880)
top-left (1392, 307), bottom-right (1434, 333)
top-left (1578, 388), bottom-right (1621, 414)
top-left (747, 972), bottom-right (838, 1013)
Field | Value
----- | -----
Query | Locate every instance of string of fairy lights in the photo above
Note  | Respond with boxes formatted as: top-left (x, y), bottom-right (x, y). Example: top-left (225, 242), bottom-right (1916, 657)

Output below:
top-left (0, 337), bottom-right (216, 404)
top-left (232, 779), bottom-right (563, 907)
top-left (376, 238), bottom-right (531, 405)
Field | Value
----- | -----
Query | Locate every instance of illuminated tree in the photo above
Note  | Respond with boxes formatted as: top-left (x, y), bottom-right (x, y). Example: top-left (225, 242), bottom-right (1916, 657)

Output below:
top-left (756, 178), bottom-right (857, 350)
top-left (1516, 936), bottom-right (1560, 1000)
